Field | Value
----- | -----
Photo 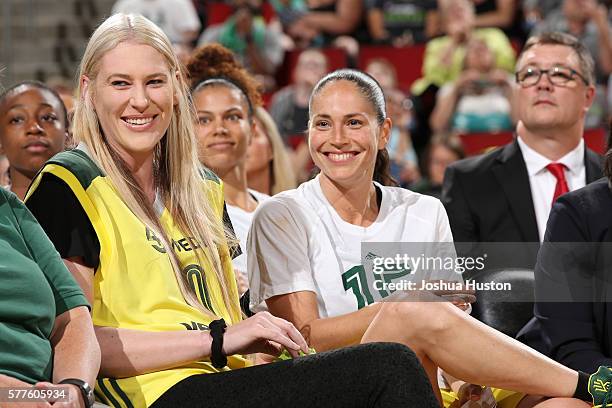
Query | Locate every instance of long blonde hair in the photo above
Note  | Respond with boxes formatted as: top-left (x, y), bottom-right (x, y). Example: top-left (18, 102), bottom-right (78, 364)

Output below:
top-left (73, 13), bottom-right (241, 322)
top-left (254, 107), bottom-right (297, 194)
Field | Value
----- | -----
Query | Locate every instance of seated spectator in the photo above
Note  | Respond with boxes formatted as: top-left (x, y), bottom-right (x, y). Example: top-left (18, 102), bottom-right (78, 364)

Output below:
top-left (522, 0), bottom-right (563, 32)
top-left (285, 0), bottom-right (368, 48)
top-left (112, 0), bottom-right (201, 46)
top-left (189, 44), bottom-right (269, 293)
top-left (365, 0), bottom-right (440, 46)
top-left (269, 48), bottom-right (328, 180)
top-left (411, 0), bottom-right (516, 97)
top-left (0, 155), bottom-right (9, 189)
top-left (531, 0), bottom-right (612, 126)
top-left (430, 38), bottom-right (515, 133)
top-left (0, 81), bottom-right (67, 200)
top-left (270, 49), bottom-right (328, 144)
top-left (518, 140), bottom-right (612, 381)
top-left (247, 107), bottom-right (298, 196)
top-left (366, 58), bottom-right (420, 186)
top-left (364, 56), bottom-right (399, 91)
top-left (532, 0), bottom-right (611, 79)
top-left (269, 0), bottom-right (309, 31)
top-left (409, 0), bottom-right (515, 152)
top-left (0, 186), bottom-right (100, 407)
top-left (413, 134), bottom-right (465, 198)
top-left (198, 0), bottom-right (284, 89)
top-left (26, 14), bottom-right (438, 408)
top-left (248, 68), bottom-right (595, 408)
top-left (385, 87), bottom-right (421, 186)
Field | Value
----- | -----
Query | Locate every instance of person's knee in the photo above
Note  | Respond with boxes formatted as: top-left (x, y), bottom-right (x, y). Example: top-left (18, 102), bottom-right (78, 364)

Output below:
top-left (381, 301), bottom-right (458, 346)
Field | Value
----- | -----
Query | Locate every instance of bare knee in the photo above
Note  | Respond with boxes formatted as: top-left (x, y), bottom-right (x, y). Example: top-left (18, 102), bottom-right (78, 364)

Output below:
top-left (379, 301), bottom-right (462, 347)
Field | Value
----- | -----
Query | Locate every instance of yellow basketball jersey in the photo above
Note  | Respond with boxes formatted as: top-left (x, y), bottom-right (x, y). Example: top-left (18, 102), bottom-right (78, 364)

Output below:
top-left (27, 149), bottom-right (248, 408)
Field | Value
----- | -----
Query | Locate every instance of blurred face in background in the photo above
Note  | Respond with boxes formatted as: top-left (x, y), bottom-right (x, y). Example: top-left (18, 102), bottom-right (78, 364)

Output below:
top-left (464, 39), bottom-right (495, 73)
top-left (441, 0), bottom-right (474, 37)
top-left (562, 0), bottom-right (592, 22)
top-left (294, 50), bottom-right (329, 89)
top-left (429, 143), bottom-right (460, 185)
top-left (0, 85), bottom-right (67, 180)
top-left (195, 85), bottom-right (253, 175)
top-left (365, 60), bottom-right (397, 91)
top-left (246, 116), bottom-right (273, 175)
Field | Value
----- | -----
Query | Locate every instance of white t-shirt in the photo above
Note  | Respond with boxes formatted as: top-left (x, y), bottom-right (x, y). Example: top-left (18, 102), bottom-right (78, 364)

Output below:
top-left (248, 176), bottom-right (454, 317)
top-left (227, 189), bottom-right (269, 279)
top-left (112, 0), bottom-right (201, 44)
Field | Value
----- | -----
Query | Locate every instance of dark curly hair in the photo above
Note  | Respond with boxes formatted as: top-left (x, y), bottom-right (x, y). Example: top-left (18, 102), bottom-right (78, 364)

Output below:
top-left (186, 44), bottom-right (262, 117)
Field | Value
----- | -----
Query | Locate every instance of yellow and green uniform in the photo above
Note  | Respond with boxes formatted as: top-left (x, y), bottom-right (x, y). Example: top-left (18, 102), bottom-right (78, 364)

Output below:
top-left (26, 149), bottom-right (248, 408)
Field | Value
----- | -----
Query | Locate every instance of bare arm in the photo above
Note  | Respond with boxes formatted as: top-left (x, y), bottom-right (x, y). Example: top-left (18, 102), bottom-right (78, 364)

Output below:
top-left (366, 8), bottom-right (388, 41)
top-left (63, 258), bottom-right (308, 378)
top-left (62, 258), bottom-right (215, 378)
top-left (94, 326), bottom-right (212, 378)
top-left (592, 5), bottom-right (612, 74)
top-left (266, 291), bottom-right (382, 352)
top-left (430, 84), bottom-right (461, 132)
top-left (473, 0), bottom-right (516, 29)
top-left (50, 306), bottom-right (100, 386)
top-left (299, 0), bottom-right (363, 35)
top-left (0, 374), bottom-right (32, 387)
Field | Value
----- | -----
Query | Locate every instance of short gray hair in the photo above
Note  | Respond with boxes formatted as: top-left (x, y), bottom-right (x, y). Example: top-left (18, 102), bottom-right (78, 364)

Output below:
top-left (518, 32), bottom-right (595, 85)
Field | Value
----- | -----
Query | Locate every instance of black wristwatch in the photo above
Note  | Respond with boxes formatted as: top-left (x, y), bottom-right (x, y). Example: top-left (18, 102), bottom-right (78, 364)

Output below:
top-left (59, 378), bottom-right (95, 408)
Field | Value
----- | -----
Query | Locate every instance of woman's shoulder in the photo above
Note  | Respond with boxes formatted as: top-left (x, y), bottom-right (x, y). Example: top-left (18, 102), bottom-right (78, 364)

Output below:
top-left (557, 177), bottom-right (612, 216)
top-left (381, 184), bottom-right (442, 208)
top-left (253, 182), bottom-right (315, 221)
top-left (42, 148), bottom-right (104, 188)
top-left (0, 187), bottom-right (19, 213)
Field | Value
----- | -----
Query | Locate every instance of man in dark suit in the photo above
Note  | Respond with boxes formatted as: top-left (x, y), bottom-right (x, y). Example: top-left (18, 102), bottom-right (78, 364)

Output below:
top-left (516, 130), bottom-right (612, 370)
top-left (442, 32), bottom-right (604, 270)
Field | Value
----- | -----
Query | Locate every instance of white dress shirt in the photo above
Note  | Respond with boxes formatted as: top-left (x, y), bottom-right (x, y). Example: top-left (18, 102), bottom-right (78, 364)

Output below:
top-left (517, 136), bottom-right (585, 242)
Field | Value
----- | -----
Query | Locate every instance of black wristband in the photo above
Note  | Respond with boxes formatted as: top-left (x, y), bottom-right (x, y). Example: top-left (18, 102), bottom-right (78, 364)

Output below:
top-left (209, 318), bottom-right (228, 369)
top-left (573, 371), bottom-right (591, 402)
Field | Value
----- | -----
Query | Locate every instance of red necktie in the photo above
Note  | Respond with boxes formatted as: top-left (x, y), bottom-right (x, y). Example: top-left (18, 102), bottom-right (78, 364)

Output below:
top-left (546, 163), bottom-right (569, 204)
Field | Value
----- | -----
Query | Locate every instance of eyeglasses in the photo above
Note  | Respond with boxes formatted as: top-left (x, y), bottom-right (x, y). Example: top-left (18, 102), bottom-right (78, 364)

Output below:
top-left (515, 65), bottom-right (589, 87)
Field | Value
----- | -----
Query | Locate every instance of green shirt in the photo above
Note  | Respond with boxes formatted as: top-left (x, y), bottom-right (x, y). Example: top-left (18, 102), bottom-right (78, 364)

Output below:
top-left (411, 28), bottom-right (516, 95)
top-left (0, 188), bottom-right (89, 384)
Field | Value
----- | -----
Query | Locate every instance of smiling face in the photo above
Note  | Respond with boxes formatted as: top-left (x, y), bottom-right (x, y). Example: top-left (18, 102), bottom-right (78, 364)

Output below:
top-left (308, 80), bottom-right (390, 188)
top-left (194, 85), bottom-right (253, 175)
top-left (86, 41), bottom-right (176, 163)
top-left (0, 85), bottom-right (67, 179)
top-left (514, 44), bottom-right (594, 133)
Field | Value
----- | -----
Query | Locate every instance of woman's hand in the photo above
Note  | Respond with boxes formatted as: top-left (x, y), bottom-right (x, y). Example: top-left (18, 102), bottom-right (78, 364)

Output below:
top-left (222, 312), bottom-right (309, 358)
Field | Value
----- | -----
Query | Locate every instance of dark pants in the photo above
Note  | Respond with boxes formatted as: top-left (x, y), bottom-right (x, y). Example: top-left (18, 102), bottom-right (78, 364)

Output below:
top-left (151, 342), bottom-right (438, 408)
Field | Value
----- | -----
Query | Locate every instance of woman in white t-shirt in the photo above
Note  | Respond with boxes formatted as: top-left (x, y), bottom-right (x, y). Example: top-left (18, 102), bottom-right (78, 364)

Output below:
top-left (248, 69), bottom-right (592, 408)
top-left (188, 44), bottom-right (269, 292)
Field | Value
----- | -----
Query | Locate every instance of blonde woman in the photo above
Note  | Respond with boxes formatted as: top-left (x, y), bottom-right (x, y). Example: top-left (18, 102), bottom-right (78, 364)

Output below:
top-left (25, 14), bottom-right (438, 408)
top-left (247, 107), bottom-right (297, 196)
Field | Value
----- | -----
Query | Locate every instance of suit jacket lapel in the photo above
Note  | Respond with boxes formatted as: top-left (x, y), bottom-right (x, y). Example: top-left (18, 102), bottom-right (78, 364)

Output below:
top-left (492, 140), bottom-right (540, 241)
